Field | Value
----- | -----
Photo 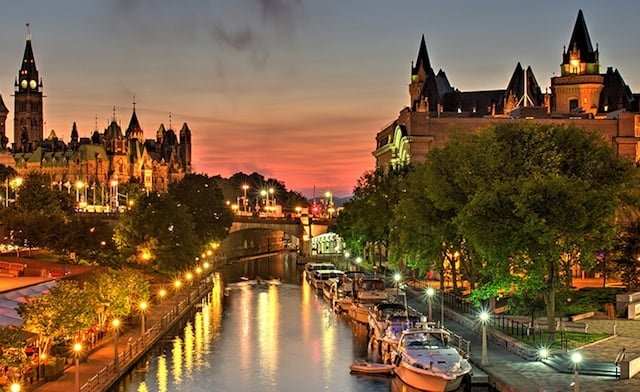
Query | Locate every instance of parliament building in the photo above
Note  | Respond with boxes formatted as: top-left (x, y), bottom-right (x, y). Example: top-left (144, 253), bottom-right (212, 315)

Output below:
top-left (0, 33), bottom-right (192, 194)
top-left (374, 10), bottom-right (640, 168)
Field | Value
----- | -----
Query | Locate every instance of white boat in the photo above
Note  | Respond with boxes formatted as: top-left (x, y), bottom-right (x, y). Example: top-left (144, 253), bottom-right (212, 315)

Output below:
top-left (304, 262), bottom-right (336, 281)
top-left (324, 276), bottom-right (356, 312)
top-left (348, 276), bottom-right (388, 324)
top-left (393, 329), bottom-right (472, 392)
top-left (309, 269), bottom-right (344, 291)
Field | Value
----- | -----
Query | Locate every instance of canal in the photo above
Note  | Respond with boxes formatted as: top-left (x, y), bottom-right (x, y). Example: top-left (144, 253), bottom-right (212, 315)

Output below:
top-left (111, 252), bottom-right (418, 392)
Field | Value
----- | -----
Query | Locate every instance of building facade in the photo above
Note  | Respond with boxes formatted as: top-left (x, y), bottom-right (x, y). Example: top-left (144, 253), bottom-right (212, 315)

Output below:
top-left (0, 35), bottom-right (192, 193)
top-left (374, 10), bottom-right (640, 168)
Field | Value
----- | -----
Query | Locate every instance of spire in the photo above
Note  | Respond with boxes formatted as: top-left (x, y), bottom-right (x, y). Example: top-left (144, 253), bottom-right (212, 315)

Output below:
top-left (70, 122), bottom-right (79, 140)
top-left (125, 108), bottom-right (143, 140)
top-left (412, 34), bottom-right (431, 74)
top-left (564, 9), bottom-right (598, 64)
top-left (132, 93), bottom-right (136, 112)
top-left (0, 93), bottom-right (8, 114)
top-left (18, 27), bottom-right (39, 92)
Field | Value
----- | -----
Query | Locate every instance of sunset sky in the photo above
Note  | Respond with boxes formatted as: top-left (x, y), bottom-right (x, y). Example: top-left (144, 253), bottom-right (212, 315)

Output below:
top-left (1, 1), bottom-right (639, 197)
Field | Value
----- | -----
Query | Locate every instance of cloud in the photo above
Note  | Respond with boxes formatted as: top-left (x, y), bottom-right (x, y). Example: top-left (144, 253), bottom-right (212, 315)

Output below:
top-left (257, 0), bottom-right (302, 36)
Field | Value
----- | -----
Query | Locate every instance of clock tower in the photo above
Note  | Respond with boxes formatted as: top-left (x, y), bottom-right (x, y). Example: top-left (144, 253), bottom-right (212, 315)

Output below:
top-left (13, 28), bottom-right (43, 152)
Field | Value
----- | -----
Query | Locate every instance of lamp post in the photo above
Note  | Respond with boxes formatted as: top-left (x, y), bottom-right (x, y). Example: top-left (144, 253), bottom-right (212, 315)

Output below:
top-left (10, 383), bottom-right (20, 392)
top-left (75, 180), bottom-right (84, 204)
top-left (139, 301), bottom-right (148, 337)
top-left (393, 272), bottom-right (401, 296)
top-left (158, 289), bottom-right (167, 302)
top-left (572, 352), bottom-right (582, 392)
top-left (112, 318), bottom-right (121, 369)
top-left (479, 311), bottom-right (490, 367)
top-left (174, 279), bottom-right (182, 291)
top-left (110, 179), bottom-right (119, 209)
top-left (73, 342), bottom-right (82, 392)
top-left (242, 184), bottom-right (249, 212)
top-left (426, 287), bottom-right (435, 322)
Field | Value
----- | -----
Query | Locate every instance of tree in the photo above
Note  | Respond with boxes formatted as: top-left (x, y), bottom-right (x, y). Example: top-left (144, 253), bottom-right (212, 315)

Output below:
top-left (15, 172), bottom-right (74, 215)
top-left (430, 123), bottom-right (636, 332)
top-left (168, 173), bottom-right (232, 247)
top-left (114, 192), bottom-right (199, 272)
top-left (612, 219), bottom-right (640, 290)
top-left (18, 280), bottom-right (93, 356)
top-left (334, 166), bottom-right (409, 264)
top-left (86, 269), bottom-right (150, 329)
top-left (0, 327), bottom-right (28, 370)
top-left (391, 163), bottom-right (475, 291)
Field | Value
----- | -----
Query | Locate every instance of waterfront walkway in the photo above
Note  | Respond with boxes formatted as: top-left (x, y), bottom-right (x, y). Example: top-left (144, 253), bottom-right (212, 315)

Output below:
top-left (24, 277), bottom-right (214, 392)
top-left (404, 288), bottom-right (640, 391)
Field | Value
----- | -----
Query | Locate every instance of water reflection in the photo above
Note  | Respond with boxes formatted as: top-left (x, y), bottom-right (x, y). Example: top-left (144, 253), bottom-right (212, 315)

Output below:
top-left (114, 254), bottom-right (390, 392)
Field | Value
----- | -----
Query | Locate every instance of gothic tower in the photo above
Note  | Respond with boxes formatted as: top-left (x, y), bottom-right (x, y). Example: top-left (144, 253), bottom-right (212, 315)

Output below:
top-left (14, 30), bottom-right (44, 151)
top-left (551, 10), bottom-right (603, 115)
top-left (179, 123), bottom-right (192, 171)
top-left (409, 35), bottom-right (440, 113)
top-left (0, 92), bottom-right (8, 150)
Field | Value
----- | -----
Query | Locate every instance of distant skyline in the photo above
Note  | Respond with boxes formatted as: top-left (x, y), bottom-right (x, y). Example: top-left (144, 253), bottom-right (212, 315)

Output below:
top-left (1, 1), bottom-right (639, 197)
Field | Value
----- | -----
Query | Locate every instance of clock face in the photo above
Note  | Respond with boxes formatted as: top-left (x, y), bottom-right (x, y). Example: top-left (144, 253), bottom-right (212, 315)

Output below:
top-left (20, 80), bottom-right (27, 89)
top-left (29, 80), bottom-right (37, 89)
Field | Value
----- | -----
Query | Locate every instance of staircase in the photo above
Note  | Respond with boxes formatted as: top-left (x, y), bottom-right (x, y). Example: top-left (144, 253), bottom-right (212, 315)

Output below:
top-left (542, 353), bottom-right (619, 377)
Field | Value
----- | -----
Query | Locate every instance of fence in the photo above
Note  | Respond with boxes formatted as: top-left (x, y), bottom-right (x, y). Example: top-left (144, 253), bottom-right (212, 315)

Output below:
top-left (489, 314), bottom-right (570, 352)
top-left (79, 280), bottom-right (213, 392)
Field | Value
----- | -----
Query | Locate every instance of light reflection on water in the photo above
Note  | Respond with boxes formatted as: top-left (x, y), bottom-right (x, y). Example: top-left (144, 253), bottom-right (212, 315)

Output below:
top-left (112, 254), bottom-right (394, 392)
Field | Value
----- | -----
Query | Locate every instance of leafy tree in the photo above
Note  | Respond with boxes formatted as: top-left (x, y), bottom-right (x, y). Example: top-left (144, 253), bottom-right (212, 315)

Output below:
top-left (168, 173), bottom-right (232, 246)
top-left (612, 219), bottom-right (640, 290)
top-left (334, 166), bottom-right (409, 264)
top-left (434, 123), bottom-right (636, 332)
top-left (18, 280), bottom-right (94, 356)
top-left (15, 172), bottom-right (74, 215)
top-left (114, 192), bottom-right (199, 272)
top-left (86, 269), bottom-right (150, 329)
top-left (0, 327), bottom-right (28, 369)
top-left (391, 163), bottom-right (475, 291)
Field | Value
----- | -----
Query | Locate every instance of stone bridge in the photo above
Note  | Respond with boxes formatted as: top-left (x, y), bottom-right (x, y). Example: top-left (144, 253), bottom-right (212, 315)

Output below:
top-left (229, 216), bottom-right (334, 255)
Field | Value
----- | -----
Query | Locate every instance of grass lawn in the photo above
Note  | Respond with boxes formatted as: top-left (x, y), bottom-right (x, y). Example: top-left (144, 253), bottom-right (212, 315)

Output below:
top-left (496, 326), bottom-right (609, 350)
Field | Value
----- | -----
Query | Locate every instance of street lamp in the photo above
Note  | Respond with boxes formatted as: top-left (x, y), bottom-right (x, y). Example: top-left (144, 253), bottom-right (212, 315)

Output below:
top-left (112, 318), bottom-right (121, 369)
top-left (73, 342), bottom-right (82, 392)
top-left (10, 383), bottom-right (21, 392)
top-left (139, 301), bottom-right (148, 336)
top-left (75, 180), bottom-right (85, 204)
top-left (425, 287), bottom-right (435, 322)
top-left (538, 347), bottom-right (549, 361)
top-left (203, 261), bottom-right (210, 270)
top-left (242, 184), bottom-right (249, 212)
top-left (572, 352), bottom-right (582, 392)
top-left (196, 266), bottom-right (203, 275)
top-left (185, 272), bottom-right (194, 283)
top-left (158, 288), bottom-right (167, 301)
top-left (393, 272), bottom-right (401, 296)
top-left (174, 279), bottom-right (182, 291)
top-left (479, 311), bottom-right (490, 367)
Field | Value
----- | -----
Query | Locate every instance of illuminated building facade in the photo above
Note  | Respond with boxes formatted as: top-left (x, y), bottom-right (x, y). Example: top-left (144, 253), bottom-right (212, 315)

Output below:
top-left (374, 10), bottom-right (640, 168)
top-left (0, 34), bottom-right (192, 192)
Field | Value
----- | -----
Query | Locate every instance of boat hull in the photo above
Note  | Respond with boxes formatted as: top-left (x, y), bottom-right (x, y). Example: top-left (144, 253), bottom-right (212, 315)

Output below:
top-left (394, 363), bottom-right (464, 392)
top-left (349, 304), bottom-right (370, 324)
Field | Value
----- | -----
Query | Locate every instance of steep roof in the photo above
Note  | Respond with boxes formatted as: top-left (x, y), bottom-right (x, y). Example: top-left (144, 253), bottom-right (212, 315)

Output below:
top-left (504, 63), bottom-right (543, 106)
top-left (563, 10), bottom-right (598, 64)
top-left (435, 70), bottom-right (453, 99)
top-left (0, 92), bottom-right (8, 114)
top-left (599, 67), bottom-right (633, 113)
top-left (20, 39), bottom-right (38, 76)
top-left (412, 35), bottom-right (431, 74)
top-left (125, 110), bottom-right (144, 139)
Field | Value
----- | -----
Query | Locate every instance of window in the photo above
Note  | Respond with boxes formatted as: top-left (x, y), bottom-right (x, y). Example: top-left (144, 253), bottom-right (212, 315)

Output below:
top-left (569, 99), bottom-right (579, 112)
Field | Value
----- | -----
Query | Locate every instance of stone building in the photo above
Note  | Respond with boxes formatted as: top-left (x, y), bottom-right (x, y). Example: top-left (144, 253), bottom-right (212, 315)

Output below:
top-left (0, 34), bottom-right (192, 193)
top-left (374, 10), bottom-right (640, 168)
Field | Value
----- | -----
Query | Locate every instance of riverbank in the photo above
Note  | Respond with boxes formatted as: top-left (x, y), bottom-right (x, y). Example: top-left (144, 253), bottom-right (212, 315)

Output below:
top-left (29, 272), bottom-right (217, 392)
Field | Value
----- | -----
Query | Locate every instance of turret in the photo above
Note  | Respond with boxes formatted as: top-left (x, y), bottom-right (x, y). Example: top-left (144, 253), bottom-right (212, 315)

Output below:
top-left (13, 25), bottom-right (44, 151)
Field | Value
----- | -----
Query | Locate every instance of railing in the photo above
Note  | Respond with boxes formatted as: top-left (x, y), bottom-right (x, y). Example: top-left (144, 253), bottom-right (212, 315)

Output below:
top-left (489, 314), bottom-right (571, 352)
top-left (79, 281), bottom-right (213, 392)
top-left (442, 291), bottom-right (478, 316)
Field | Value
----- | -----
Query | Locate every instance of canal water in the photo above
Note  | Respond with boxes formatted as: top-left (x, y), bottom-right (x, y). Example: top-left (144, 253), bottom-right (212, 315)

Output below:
top-left (111, 253), bottom-right (419, 392)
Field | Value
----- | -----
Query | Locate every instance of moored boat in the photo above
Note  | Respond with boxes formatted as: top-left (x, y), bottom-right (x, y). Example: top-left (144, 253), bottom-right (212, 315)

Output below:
top-left (348, 276), bottom-right (388, 323)
top-left (393, 329), bottom-right (472, 392)
top-left (349, 359), bottom-right (394, 375)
